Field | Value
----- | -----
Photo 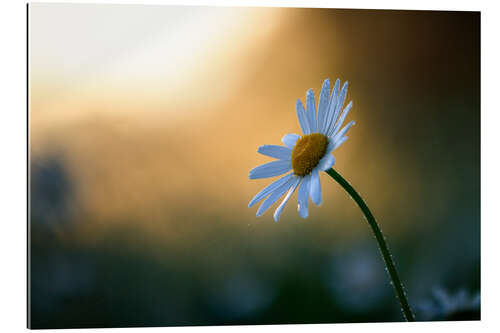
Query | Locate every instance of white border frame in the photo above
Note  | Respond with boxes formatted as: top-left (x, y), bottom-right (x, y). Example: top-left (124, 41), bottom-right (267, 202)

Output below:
top-left (1, 1), bottom-right (497, 332)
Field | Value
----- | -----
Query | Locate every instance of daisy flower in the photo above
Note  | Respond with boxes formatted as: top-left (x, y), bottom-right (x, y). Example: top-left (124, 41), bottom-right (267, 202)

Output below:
top-left (248, 78), bottom-right (354, 221)
top-left (248, 78), bottom-right (415, 322)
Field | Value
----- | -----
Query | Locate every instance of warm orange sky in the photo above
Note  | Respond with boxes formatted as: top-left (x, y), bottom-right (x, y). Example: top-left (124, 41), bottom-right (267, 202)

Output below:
top-left (30, 4), bottom-right (284, 131)
top-left (30, 5), bottom-right (479, 248)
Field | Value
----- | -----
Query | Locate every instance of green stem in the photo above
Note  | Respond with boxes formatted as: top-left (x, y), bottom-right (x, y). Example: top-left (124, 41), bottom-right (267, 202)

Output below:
top-left (325, 168), bottom-right (415, 321)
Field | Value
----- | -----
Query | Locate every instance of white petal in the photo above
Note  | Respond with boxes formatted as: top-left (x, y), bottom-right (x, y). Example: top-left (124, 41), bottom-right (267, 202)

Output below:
top-left (273, 177), bottom-right (301, 222)
top-left (248, 173), bottom-right (293, 207)
top-left (257, 145), bottom-right (292, 160)
top-left (325, 137), bottom-right (336, 154)
top-left (296, 99), bottom-right (310, 134)
top-left (317, 154), bottom-right (335, 171)
top-left (317, 79), bottom-right (331, 134)
top-left (282, 133), bottom-right (300, 149)
top-left (329, 136), bottom-right (348, 152)
top-left (323, 79), bottom-right (341, 135)
top-left (331, 78), bottom-right (341, 104)
top-left (336, 81), bottom-right (349, 114)
top-left (256, 176), bottom-right (296, 216)
top-left (306, 89), bottom-right (317, 133)
top-left (249, 160), bottom-right (291, 179)
top-left (329, 100), bottom-right (353, 137)
top-left (310, 169), bottom-right (322, 206)
top-left (332, 120), bottom-right (355, 144)
top-left (329, 81), bottom-right (348, 134)
top-left (297, 175), bottom-right (310, 219)
top-left (328, 82), bottom-right (349, 134)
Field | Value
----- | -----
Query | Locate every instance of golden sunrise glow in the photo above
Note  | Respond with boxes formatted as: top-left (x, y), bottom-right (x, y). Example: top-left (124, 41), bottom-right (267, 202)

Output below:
top-left (30, 4), bottom-right (283, 130)
top-left (29, 4), bottom-right (430, 240)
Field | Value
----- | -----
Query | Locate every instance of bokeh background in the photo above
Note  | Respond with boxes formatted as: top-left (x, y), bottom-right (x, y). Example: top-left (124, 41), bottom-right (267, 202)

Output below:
top-left (29, 4), bottom-right (480, 328)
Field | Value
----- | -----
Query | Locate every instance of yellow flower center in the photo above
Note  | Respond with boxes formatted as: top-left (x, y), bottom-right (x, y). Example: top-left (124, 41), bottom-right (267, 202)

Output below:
top-left (291, 133), bottom-right (328, 176)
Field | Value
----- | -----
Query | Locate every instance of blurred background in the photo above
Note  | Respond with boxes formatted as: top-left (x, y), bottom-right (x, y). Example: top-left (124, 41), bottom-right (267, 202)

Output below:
top-left (29, 4), bottom-right (480, 328)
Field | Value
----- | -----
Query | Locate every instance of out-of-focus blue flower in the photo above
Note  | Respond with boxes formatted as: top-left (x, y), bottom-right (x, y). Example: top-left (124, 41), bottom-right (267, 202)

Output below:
top-left (30, 154), bottom-right (77, 228)
top-left (207, 272), bottom-right (275, 320)
top-left (324, 244), bottom-right (390, 312)
top-left (417, 288), bottom-right (480, 320)
top-left (31, 252), bottom-right (96, 312)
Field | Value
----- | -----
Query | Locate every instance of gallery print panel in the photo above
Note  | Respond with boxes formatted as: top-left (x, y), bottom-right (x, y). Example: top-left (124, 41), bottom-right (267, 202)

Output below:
top-left (28, 3), bottom-right (480, 329)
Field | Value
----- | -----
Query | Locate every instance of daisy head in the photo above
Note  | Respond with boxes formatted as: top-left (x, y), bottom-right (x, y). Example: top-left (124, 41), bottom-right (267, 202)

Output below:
top-left (248, 78), bottom-right (355, 221)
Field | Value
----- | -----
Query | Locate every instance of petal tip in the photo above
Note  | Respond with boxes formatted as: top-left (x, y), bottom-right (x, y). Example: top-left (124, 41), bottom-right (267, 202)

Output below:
top-left (311, 198), bottom-right (322, 206)
top-left (248, 171), bottom-right (258, 179)
top-left (273, 209), bottom-right (282, 222)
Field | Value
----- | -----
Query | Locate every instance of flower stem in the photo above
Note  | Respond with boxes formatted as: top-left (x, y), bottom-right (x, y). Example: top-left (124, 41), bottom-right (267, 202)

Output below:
top-left (325, 168), bottom-right (415, 321)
